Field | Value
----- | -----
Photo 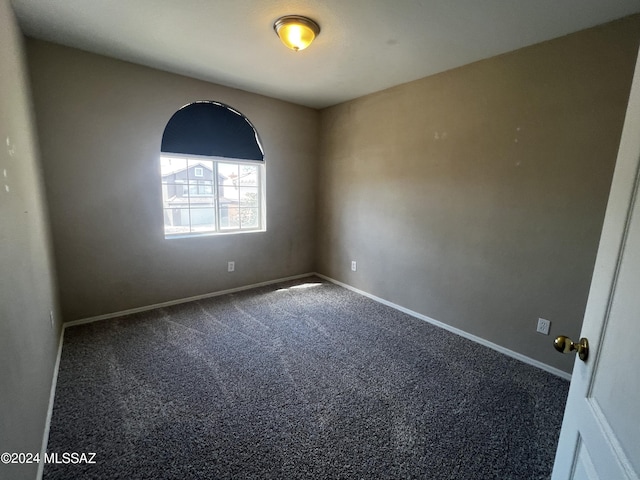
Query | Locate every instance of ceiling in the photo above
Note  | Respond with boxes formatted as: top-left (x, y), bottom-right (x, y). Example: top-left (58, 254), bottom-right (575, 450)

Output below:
top-left (10, 0), bottom-right (640, 109)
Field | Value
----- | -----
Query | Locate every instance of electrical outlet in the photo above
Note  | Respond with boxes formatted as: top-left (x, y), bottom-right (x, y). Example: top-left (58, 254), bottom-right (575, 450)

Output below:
top-left (49, 310), bottom-right (54, 328)
top-left (227, 261), bottom-right (235, 272)
top-left (351, 261), bottom-right (357, 272)
top-left (537, 318), bottom-right (551, 335)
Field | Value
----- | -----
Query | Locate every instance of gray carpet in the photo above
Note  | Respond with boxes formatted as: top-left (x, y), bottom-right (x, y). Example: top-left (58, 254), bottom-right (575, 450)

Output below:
top-left (44, 276), bottom-right (569, 479)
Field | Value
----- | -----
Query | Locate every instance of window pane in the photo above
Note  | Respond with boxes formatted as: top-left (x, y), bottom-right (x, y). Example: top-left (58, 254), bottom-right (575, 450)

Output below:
top-left (189, 208), bottom-right (216, 232)
top-left (218, 162), bottom-right (239, 183)
top-left (162, 184), bottom-right (184, 207)
top-left (238, 165), bottom-right (258, 186)
top-left (189, 195), bottom-right (215, 207)
top-left (239, 187), bottom-right (258, 207)
top-left (201, 182), bottom-right (213, 195)
top-left (188, 180), bottom-right (214, 196)
top-left (219, 204), bottom-right (239, 229)
top-left (164, 208), bottom-right (191, 235)
top-left (161, 157), bottom-right (187, 184)
top-left (188, 159), bottom-right (213, 180)
top-left (219, 182), bottom-right (239, 204)
top-left (239, 208), bottom-right (259, 229)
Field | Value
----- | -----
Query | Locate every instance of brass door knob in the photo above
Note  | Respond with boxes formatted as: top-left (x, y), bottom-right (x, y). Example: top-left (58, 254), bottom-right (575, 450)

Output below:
top-left (554, 335), bottom-right (589, 361)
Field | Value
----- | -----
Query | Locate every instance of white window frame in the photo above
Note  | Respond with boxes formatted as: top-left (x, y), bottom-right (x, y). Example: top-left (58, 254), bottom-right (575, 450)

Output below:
top-left (161, 154), bottom-right (266, 238)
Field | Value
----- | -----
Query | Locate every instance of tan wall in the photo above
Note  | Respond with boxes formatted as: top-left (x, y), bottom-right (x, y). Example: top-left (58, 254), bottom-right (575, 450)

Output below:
top-left (21, 14), bottom-right (640, 376)
top-left (26, 40), bottom-right (319, 321)
top-left (317, 15), bottom-right (640, 373)
top-left (0, 1), bottom-right (61, 478)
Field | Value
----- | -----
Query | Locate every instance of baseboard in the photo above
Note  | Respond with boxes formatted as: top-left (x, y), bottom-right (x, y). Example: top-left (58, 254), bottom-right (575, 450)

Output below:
top-left (40, 269), bottom-right (568, 477)
top-left (41, 273), bottom-right (315, 478)
top-left (64, 272), bottom-right (316, 328)
top-left (65, 271), bottom-right (571, 380)
top-left (315, 273), bottom-right (572, 381)
top-left (37, 326), bottom-right (65, 480)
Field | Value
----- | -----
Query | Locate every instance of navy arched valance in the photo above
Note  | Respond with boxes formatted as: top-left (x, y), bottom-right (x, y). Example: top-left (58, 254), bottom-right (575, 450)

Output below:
top-left (161, 101), bottom-right (264, 161)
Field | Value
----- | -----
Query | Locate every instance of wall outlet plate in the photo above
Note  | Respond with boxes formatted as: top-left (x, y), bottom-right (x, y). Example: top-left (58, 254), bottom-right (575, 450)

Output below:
top-left (351, 261), bottom-right (357, 272)
top-left (537, 318), bottom-right (551, 335)
top-left (227, 261), bottom-right (235, 272)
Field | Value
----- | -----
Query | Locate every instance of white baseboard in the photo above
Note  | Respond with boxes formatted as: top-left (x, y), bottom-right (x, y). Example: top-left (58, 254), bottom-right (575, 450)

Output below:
top-left (64, 270), bottom-right (571, 380)
top-left (315, 273), bottom-right (572, 381)
top-left (40, 269), bottom-right (568, 477)
top-left (37, 326), bottom-right (65, 480)
top-left (64, 273), bottom-right (316, 328)
top-left (40, 272), bottom-right (314, 479)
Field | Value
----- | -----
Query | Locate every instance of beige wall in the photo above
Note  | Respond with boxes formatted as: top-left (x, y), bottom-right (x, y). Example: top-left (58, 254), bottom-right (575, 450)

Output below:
top-left (18, 15), bottom-right (640, 378)
top-left (4, 10), bottom-right (638, 479)
top-left (0, 1), bottom-right (61, 478)
top-left (26, 40), bottom-right (319, 321)
top-left (317, 15), bottom-right (640, 373)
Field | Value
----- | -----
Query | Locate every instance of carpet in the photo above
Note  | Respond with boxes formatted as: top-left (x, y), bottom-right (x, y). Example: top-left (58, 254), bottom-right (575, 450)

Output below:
top-left (44, 276), bottom-right (569, 479)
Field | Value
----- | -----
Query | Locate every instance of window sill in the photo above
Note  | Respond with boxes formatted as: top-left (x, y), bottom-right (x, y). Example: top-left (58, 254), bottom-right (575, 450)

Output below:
top-left (164, 228), bottom-right (266, 240)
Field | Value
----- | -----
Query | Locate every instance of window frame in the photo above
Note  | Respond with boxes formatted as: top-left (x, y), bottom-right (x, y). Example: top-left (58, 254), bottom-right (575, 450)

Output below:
top-left (161, 153), bottom-right (266, 238)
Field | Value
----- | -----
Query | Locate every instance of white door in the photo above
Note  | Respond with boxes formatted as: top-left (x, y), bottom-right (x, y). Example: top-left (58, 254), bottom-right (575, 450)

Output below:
top-left (551, 50), bottom-right (640, 479)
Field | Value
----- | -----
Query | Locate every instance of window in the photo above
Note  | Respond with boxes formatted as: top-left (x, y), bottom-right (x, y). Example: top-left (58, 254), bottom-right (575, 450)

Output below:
top-left (161, 155), bottom-right (264, 236)
top-left (160, 101), bottom-right (265, 238)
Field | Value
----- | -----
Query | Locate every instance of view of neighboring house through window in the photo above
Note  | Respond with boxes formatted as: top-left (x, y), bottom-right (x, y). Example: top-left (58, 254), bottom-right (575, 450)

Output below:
top-left (161, 155), bottom-right (264, 237)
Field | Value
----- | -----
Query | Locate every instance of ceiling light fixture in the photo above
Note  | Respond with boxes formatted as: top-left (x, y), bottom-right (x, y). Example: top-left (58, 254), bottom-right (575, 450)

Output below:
top-left (273, 15), bottom-right (320, 52)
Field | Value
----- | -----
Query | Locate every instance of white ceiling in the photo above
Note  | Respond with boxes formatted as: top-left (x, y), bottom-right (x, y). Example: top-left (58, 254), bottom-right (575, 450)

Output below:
top-left (10, 0), bottom-right (640, 109)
